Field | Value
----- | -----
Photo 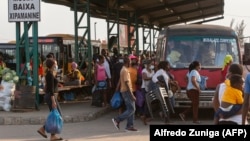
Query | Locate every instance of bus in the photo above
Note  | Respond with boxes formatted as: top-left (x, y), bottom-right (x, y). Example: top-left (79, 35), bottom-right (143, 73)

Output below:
top-left (1, 35), bottom-right (102, 74)
top-left (46, 34), bottom-right (102, 62)
top-left (156, 24), bottom-right (241, 108)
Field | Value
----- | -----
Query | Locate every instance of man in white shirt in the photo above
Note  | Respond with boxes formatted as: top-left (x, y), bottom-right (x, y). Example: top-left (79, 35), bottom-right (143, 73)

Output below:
top-left (101, 49), bottom-right (112, 92)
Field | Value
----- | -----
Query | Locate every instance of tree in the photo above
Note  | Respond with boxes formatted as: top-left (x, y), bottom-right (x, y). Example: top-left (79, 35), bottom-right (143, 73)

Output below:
top-left (230, 19), bottom-right (246, 48)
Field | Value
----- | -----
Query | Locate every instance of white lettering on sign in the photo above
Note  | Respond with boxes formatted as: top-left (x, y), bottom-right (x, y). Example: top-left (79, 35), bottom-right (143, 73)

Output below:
top-left (8, 0), bottom-right (40, 22)
top-left (203, 38), bottom-right (232, 43)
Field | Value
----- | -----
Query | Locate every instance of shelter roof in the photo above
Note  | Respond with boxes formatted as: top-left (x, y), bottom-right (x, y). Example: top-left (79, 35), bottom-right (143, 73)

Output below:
top-left (42, 0), bottom-right (224, 28)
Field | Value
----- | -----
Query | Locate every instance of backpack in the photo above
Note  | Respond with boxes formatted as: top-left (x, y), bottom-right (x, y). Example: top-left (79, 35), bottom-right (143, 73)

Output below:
top-left (91, 89), bottom-right (103, 107)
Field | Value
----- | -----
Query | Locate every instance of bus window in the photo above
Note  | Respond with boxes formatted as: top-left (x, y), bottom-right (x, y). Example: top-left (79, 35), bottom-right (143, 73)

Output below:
top-left (0, 44), bottom-right (16, 70)
top-left (155, 37), bottom-right (166, 63)
top-left (166, 37), bottom-right (239, 68)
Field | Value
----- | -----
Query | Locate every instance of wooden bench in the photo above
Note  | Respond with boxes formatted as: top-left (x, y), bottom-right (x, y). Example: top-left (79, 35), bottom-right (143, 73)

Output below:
top-left (39, 85), bottom-right (89, 93)
top-left (39, 84), bottom-right (92, 101)
top-left (58, 85), bottom-right (91, 101)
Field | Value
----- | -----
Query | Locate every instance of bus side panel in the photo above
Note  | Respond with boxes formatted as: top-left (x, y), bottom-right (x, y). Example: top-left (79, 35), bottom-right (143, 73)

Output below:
top-left (170, 68), bottom-right (221, 89)
top-left (169, 69), bottom-right (188, 89)
top-left (199, 69), bottom-right (221, 89)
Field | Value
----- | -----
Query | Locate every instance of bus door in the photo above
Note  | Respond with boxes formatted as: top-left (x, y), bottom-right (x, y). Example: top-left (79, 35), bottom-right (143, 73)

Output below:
top-left (63, 44), bottom-right (73, 74)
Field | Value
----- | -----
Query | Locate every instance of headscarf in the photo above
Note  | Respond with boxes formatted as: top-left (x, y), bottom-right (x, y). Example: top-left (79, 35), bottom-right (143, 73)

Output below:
top-left (222, 55), bottom-right (233, 70)
top-left (71, 62), bottom-right (78, 70)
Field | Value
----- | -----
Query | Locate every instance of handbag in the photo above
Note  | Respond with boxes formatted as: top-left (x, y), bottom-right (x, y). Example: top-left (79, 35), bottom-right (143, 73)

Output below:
top-left (110, 91), bottom-right (123, 109)
top-left (45, 109), bottom-right (63, 134)
top-left (96, 81), bottom-right (107, 90)
top-left (135, 89), bottom-right (145, 107)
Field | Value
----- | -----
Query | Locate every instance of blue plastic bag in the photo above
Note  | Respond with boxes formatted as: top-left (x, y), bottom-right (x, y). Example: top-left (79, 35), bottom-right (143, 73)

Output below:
top-left (199, 75), bottom-right (208, 90)
top-left (45, 109), bottom-right (63, 134)
top-left (110, 91), bottom-right (123, 109)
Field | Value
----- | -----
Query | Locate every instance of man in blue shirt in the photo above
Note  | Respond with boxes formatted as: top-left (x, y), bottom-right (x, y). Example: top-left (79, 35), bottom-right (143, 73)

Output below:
top-left (242, 73), bottom-right (250, 125)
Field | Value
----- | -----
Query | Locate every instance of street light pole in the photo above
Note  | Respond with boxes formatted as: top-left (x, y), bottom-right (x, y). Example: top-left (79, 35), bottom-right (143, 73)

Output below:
top-left (94, 22), bottom-right (97, 40)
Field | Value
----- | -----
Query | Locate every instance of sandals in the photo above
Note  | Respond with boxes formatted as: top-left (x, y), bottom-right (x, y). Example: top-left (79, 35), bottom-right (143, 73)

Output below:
top-left (179, 113), bottom-right (185, 121)
top-left (140, 116), bottom-right (147, 125)
top-left (37, 130), bottom-right (47, 138)
top-left (193, 121), bottom-right (201, 124)
top-left (50, 137), bottom-right (64, 141)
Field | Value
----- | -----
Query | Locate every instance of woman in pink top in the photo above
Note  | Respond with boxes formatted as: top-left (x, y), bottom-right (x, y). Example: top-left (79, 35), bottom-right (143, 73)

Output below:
top-left (94, 55), bottom-right (108, 106)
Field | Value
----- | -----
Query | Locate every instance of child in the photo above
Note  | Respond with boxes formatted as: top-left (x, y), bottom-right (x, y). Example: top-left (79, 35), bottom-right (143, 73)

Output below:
top-left (214, 74), bottom-right (244, 124)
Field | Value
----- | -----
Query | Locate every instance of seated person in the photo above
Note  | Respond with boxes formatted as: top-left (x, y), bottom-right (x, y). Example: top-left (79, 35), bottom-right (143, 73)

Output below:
top-left (63, 62), bottom-right (82, 86)
top-left (168, 50), bottom-right (181, 67)
top-left (214, 74), bottom-right (244, 124)
top-left (201, 43), bottom-right (215, 66)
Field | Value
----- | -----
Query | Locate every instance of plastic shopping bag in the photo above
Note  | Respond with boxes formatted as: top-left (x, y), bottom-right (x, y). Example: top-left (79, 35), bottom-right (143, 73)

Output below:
top-left (45, 109), bottom-right (63, 134)
top-left (110, 91), bottom-right (123, 109)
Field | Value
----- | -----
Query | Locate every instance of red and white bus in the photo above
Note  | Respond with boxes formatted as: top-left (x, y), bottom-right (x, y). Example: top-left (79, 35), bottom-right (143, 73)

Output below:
top-left (156, 24), bottom-right (241, 108)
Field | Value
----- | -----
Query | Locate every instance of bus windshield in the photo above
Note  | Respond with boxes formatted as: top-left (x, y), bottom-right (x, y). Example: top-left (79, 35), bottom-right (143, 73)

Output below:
top-left (166, 36), bottom-right (239, 68)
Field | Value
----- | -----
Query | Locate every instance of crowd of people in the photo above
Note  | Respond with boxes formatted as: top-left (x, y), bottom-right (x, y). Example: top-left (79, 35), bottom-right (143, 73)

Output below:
top-left (22, 47), bottom-right (249, 138)
top-left (88, 48), bottom-right (180, 131)
top-left (0, 44), bottom-right (248, 140)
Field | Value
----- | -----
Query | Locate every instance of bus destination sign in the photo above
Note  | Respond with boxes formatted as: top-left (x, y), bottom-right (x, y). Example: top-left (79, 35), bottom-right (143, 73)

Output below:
top-left (8, 0), bottom-right (40, 22)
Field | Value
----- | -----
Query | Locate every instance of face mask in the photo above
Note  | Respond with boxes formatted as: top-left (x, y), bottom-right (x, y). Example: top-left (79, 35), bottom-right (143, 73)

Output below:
top-left (144, 64), bottom-right (147, 68)
top-left (150, 65), bottom-right (154, 70)
top-left (119, 59), bottom-right (124, 63)
top-left (53, 66), bottom-right (57, 72)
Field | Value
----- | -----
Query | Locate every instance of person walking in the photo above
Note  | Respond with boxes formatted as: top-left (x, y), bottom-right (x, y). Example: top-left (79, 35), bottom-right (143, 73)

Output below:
top-left (37, 58), bottom-right (63, 141)
top-left (112, 57), bottom-right (137, 131)
top-left (213, 74), bottom-right (244, 125)
top-left (243, 73), bottom-right (250, 124)
top-left (139, 59), bottom-right (155, 125)
top-left (179, 61), bottom-right (201, 124)
top-left (213, 63), bottom-right (244, 125)
top-left (150, 61), bottom-right (172, 123)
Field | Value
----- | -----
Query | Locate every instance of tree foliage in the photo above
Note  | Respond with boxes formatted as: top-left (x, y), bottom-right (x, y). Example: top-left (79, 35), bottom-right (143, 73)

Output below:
top-left (230, 19), bottom-right (246, 48)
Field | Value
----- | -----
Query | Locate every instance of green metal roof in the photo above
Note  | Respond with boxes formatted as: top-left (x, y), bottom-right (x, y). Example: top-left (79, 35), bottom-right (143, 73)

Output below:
top-left (42, 0), bottom-right (224, 28)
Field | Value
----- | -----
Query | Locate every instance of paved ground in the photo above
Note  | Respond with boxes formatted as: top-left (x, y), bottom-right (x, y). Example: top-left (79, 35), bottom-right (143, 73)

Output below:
top-left (0, 100), bottom-right (111, 125)
top-left (0, 94), bottom-right (217, 126)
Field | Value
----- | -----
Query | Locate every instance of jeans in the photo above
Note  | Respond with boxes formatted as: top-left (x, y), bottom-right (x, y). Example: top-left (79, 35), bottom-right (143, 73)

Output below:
top-left (115, 91), bottom-right (136, 128)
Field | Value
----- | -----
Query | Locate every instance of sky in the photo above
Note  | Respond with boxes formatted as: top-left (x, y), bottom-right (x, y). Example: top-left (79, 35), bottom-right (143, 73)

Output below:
top-left (1, 0), bottom-right (250, 43)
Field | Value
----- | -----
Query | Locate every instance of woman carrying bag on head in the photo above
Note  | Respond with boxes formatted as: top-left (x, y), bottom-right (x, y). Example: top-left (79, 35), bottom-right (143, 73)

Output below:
top-left (37, 58), bottom-right (64, 141)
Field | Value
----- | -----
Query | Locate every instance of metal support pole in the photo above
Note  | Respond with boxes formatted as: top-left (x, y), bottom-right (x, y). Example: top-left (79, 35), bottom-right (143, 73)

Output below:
top-left (74, 0), bottom-right (79, 63)
top-left (32, 22), bottom-right (39, 109)
top-left (94, 22), bottom-right (97, 40)
top-left (135, 13), bottom-right (139, 56)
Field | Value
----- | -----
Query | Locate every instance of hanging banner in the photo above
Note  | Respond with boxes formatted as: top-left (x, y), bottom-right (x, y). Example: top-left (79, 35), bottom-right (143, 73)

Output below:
top-left (8, 0), bottom-right (41, 22)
